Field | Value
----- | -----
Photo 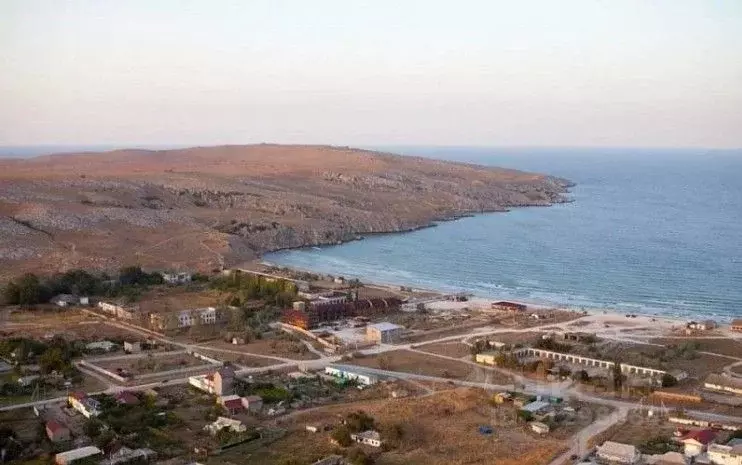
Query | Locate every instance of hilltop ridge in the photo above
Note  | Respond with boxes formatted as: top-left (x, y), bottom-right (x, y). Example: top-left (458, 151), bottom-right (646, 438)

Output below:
top-left (0, 144), bottom-right (572, 279)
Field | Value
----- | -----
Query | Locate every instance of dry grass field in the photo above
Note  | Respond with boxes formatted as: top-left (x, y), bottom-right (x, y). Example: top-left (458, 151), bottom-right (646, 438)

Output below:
top-left (244, 388), bottom-right (567, 465)
top-left (415, 341), bottom-right (472, 358)
top-left (347, 350), bottom-right (514, 385)
top-left (193, 338), bottom-right (320, 361)
top-left (649, 337), bottom-right (742, 358)
top-left (189, 348), bottom-right (281, 367)
top-left (92, 353), bottom-right (210, 375)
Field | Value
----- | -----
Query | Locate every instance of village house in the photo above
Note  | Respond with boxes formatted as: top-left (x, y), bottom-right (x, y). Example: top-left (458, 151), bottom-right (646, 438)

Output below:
top-left (68, 392), bottom-right (102, 418)
top-left (680, 429), bottom-right (717, 457)
top-left (708, 443), bottom-right (742, 465)
top-left (491, 301), bottom-right (528, 312)
top-left (97, 301), bottom-right (139, 320)
top-left (46, 420), bottom-right (71, 443)
top-left (162, 271), bottom-right (192, 285)
top-left (204, 417), bottom-right (246, 435)
top-left (596, 441), bottom-right (641, 464)
top-left (99, 446), bottom-right (157, 465)
top-left (731, 319), bottom-right (742, 333)
top-left (188, 366), bottom-right (236, 396)
top-left (324, 366), bottom-right (378, 386)
top-left (54, 446), bottom-right (102, 465)
top-left (50, 294), bottom-right (82, 307)
top-left (123, 341), bottom-right (141, 354)
top-left (350, 430), bottom-right (382, 447)
top-left (687, 320), bottom-right (718, 331)
top-left (85, 340), bottom-right (117, 352)
top-left (646, 451), bottom-right (686, 465)
top-left (365, 322), bottom-right (404, 343)
top-left (530, 421), bottom-right (550, 434)
top-left (704, 374), bottom-right (742, 396)
top-left (150, 307), bottom-right (220, 331)
top-left (115, 391), bottom-right (140, 405)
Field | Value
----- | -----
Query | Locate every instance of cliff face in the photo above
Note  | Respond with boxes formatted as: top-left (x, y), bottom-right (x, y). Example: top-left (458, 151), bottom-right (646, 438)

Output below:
top-left (0, 145), bottom-right (572, 279)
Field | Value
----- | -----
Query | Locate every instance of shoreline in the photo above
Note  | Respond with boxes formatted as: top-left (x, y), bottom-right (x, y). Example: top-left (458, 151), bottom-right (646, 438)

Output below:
top-left (255, 260), bottom-right (716, 330)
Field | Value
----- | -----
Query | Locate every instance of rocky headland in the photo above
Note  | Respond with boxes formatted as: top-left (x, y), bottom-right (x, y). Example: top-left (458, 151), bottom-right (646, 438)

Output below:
top-left (0, 145), bottom-right (573, 280)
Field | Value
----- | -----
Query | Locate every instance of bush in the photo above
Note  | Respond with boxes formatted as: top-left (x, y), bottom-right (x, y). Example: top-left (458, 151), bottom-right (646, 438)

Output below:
top-left (661, 373), bottom-right (678, 388)
top-left (331, 426), bottom-right (352, 447)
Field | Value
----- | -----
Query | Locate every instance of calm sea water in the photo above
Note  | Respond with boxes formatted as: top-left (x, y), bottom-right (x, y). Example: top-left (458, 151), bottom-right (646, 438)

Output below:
top-left (266, 147), bottom-right (742, 322)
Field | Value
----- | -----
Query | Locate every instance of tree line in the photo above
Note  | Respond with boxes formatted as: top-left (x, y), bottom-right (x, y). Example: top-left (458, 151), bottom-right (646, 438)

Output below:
top-left (1, 266), bottom-right (165, 306)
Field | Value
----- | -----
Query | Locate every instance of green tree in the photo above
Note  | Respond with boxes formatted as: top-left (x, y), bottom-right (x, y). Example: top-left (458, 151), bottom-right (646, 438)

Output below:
top-left (345, 411), bottom-right (375, 433)
top-left (15, 273), bottom-right (43, 306)
top-left (38, 347), bottom-right (68, 374)
top-left (2, 281), bottom-right (21, 305)
top-left (347, 447), bottom-right (374, 465)
top-left (612, 361), bottom-right (623, 391)
top-left (661, 373), bottom-right (678, 388)
top-left (331, 425), bottom-right (352, 447)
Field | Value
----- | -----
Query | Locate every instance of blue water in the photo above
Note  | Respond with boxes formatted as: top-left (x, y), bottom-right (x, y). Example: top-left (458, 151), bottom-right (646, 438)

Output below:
top-left (266, 147), bottom-right (742, 322)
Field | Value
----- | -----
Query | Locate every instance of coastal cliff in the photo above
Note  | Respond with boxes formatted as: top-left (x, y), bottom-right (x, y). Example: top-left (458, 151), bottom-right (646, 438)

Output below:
top-left (0, 145), bottom-right (572, 279)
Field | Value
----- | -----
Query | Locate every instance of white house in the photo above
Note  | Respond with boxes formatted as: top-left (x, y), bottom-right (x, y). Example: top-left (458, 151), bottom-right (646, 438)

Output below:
top-left (366, 322), bottom-right (404, 343)
top-left (530, 421), bottom-right (550, 434)
top-left (123, 341), bottom-right (141, 354)
top-left (680, 430), bottom-right (717, 457)
top-left (162, 272), bottom-right (192, 285)
top-left (350, 430), bottom-right (382, 447)
top-left (203, 417), bottom-right (246, 436)
top-left (596, 441), bottom-right (641, 464)
top-left (708, 444), bottom-right (742, 465)
top-left (68, 392), bottom-right (102, 418)
top-left (86, 340), bottom-right (117, 352)
top-left (55, 446), bottom-right (102, 465)
top-left (324, 366), bottom-right (377, 386)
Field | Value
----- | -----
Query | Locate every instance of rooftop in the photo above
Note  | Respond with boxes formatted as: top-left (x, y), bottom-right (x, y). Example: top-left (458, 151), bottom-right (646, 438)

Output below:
top-left (681, 429), bottom-right (717, 445)
top-left (521, 400), bottom-right (551, 413)
top-left (46, 420), bottom-right (68, 433)
top-left (354, 430), bottom-right (381, 441)
top-left (597, 441), bottom-right (639, 459)
top-left (368, 322), bottom-right (404, 331)
top-left (732, 318), bottom-right (742, 326)
top-left (55, 446), bottom-right (102, 462)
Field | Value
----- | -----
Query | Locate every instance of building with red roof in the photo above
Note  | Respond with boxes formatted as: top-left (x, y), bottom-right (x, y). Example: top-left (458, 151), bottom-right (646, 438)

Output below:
top-left (115, 391), bottom-right (140, 405)
top-left (46, 420), bottom-right (70, 443)
top-left (681, 429), bottom-right (717, 457)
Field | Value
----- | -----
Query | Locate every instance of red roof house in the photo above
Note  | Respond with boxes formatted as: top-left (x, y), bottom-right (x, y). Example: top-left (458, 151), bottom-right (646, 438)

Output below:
top-left (46, 420), bottom-right (71, 443)
top-left (115, 391), bottom-right (140, 405)
top-left (681, 429), bottom-right (717, 457)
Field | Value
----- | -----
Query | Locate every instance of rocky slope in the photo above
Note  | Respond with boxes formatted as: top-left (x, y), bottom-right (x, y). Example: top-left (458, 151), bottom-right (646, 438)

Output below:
top-left (0, 145), bottom-right (572, 280)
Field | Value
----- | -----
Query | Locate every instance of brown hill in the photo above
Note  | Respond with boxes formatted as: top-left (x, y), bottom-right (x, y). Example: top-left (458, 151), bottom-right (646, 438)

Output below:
top-left (0, 144), bottom-right (572, 280)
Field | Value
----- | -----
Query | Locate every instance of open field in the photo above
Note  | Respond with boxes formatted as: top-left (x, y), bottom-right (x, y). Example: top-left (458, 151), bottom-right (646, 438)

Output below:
top-left (415, 341), bottom-right (472, 359)
top-left (649, 337), bottom-right (742, 358)
top-left (93, 352), bottom-right (209, 375)
top-left (602, 415), bottom-right (680, 447)
top-left (347, 350), bottom-right (514, 384)
top-left (190, 348), bottom-right (282, 367)
top-left (0, 372), bottom-right (107, 407)
top-left (138, 287), bottom-right (223, 314)
top-left (486, 331), bottom-right (546, 345)
top-left (241, 388), bottom-right (567, 465)
top-left (192, 338), bottom-right (319, 361)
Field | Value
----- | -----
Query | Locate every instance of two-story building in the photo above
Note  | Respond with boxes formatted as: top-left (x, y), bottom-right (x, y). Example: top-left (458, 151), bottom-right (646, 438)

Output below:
top-left (68, 392), bottom-right (102, 418)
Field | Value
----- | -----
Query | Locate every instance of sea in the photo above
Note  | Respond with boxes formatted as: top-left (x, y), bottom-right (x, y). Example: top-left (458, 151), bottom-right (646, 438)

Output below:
top-left (265, 147), bottom-right (742, 322)
top-left (3, 145), bottom-right (740, 322)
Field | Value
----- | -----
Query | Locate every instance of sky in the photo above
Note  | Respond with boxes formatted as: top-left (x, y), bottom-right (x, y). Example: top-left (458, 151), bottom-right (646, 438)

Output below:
top-left (1, 0), bottom-right (741, 148)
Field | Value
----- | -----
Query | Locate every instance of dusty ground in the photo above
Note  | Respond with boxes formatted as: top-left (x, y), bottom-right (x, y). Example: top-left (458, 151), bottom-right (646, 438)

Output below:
top-left (189, 348), bottom-right (282, 367)
top-left (243, 388), bottom-right (567, 465)
top-left (193, 338), bottom-right (319, 361)
top-left (92, 353), bottom-right (210, 375)
top-left (649, 337), bottom-right (742, 358)
top-left (348, 350), bottom-right (513, 384)
top-left (415, 341), bottom-right (473, 359)
top-left (603, 415), bottom-right (679, 446)
top-left (138, 287), bottom-right (224, 314)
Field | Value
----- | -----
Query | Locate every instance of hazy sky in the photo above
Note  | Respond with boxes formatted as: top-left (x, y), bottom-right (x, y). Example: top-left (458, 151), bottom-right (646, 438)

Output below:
top-left (1, 0), bottom-right (741, 148)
